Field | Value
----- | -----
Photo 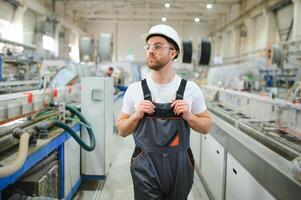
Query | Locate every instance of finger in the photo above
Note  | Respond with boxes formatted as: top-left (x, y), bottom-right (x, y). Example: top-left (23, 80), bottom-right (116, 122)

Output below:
top-left (175, 105), bottom-right (188, 115)
top-left (142, 100), bottom-right (155, 109)
top-left (138, 104), bottom-right (152, 113)
top-left (147, 101), bottom-right (156, 108)
top-left (172, 100), bottom-right (187, 107)
top-left (145, 104), bottom-right (155, 112)
top-left (173, 104), bottom-right (180, 113)
top-left (171, 100), bottom-right (179, 107)
top-left (174, 104), bottom-right (183, 114)
top-left (142, 105), bottom-right (155, 114)
top-left (176, 107), bottom-right (186, 115)
top-left (140, 107), bottom-right (151, 114)
top-left (174, 103), bottom-right (185, 113)
top-left (176, 101), bottom-right (187, 107)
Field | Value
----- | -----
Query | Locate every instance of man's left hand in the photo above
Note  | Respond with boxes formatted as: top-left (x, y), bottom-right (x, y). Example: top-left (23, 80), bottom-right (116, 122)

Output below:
top-left (171, 100), bottom-right (191, 121)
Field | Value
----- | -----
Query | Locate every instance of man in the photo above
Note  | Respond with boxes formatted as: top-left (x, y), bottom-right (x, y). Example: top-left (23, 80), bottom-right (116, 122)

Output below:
top-left (106, 67), bottom-right (114, 77)
top-left (116, 24), bottom-right (212, 200)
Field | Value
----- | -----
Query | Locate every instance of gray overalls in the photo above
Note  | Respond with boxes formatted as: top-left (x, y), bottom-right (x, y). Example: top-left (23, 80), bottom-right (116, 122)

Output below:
top-left (130, 79), bottom-right (195, 200)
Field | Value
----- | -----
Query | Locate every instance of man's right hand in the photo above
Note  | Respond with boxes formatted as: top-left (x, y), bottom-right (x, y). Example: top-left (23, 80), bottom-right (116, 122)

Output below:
top-left (132, 100), bottom-right (155, 120)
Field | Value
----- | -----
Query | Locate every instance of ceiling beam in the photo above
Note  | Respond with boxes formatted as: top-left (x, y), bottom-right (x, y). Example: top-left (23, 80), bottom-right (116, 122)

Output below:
top-left (80, 15), bottom-right (217, 21)
top-left (81, 18), bottom-right (215, 24)
top-left (73, 7), bottom-right (229, 16)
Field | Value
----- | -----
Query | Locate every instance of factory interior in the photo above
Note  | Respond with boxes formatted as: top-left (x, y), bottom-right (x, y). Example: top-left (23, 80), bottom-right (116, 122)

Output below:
top-left (0, 0), bottom-right (301, 199)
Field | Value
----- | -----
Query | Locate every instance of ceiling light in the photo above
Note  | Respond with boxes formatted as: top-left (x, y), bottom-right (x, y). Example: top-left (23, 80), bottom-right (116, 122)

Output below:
top-left (165, 3), bottom-right (170, 8)
top-left (206, 4), bottom-right (212, 9)
top-left (161, 17), bottom-right (167, 22)
top-left (194, 18), bottom-right (200, 22)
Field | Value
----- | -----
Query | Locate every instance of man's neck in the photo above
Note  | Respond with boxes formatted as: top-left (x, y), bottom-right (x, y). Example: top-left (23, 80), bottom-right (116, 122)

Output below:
top-left (151, 64), bottom-right (175, 84)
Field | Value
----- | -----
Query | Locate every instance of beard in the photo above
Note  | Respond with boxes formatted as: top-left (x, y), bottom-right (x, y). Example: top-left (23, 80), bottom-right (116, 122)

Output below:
top-left (147, 57), bottom-right (169, 71)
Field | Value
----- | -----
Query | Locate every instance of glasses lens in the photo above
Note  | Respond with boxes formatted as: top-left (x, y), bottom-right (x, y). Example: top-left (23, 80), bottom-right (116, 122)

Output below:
top-left (144, 44), bottom-right (172, 51)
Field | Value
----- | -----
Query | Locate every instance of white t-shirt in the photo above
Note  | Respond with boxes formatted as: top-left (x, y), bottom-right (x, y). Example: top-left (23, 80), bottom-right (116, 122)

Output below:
top-left (122, 75), bottom-right (207, 115)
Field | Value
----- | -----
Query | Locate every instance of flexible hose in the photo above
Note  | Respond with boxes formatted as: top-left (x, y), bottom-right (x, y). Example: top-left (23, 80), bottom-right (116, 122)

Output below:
top-left (0, 132), bottom-right (30, 178)
top-left (52, 120), bottom-right (95, 151)
top-left (65, 105), bottom-right (95, 151)
top-left (48, 103), bottom-right (96, 151)
top-left (65, 117), bottom-right (91, 128)
top-left (65, 105), bottom-right (90, 127)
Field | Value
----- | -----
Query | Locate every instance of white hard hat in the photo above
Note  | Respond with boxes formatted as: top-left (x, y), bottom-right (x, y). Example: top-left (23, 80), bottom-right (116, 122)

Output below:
top-left (142, 24), bottom-right (181, 56)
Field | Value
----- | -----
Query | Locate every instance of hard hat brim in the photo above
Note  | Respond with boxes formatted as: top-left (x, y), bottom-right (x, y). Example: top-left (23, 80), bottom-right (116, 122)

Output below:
top-left (141, 32), bottom-right (158, 42)
top-left (141, 32), bottom-right (179, 50)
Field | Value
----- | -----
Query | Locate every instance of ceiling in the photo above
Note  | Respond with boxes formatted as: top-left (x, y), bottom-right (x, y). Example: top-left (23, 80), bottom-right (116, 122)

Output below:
top-left (55, 0), bottom-right (241, 24)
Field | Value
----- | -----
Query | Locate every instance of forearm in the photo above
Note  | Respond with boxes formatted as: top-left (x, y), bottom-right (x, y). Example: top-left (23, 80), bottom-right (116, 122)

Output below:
top-left (186, 114), bottom-right (212, 134)
top-left (116, 114), bottom-right (140, 137)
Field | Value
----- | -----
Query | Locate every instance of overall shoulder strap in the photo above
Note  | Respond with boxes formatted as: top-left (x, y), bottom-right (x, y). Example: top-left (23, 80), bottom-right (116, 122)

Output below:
top-left (141, 79), bottom-right (152, 101)
top-left (176, 79), bottom-right (187, 100)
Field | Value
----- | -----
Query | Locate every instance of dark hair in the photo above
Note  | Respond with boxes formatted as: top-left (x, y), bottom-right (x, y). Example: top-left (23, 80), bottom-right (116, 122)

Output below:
top-left (146, 34), bottom-right (179, 59)
top-left (108, 67), bottom-right (114, 71)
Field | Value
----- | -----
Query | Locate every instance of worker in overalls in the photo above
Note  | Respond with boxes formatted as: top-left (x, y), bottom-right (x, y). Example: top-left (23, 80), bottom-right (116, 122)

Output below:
top-left (116, 24), bottom-right (212, 200)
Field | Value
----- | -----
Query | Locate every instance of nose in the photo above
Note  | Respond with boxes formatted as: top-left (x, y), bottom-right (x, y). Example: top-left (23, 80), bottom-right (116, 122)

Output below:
top-left (147, 49), bottom-right (155, 56)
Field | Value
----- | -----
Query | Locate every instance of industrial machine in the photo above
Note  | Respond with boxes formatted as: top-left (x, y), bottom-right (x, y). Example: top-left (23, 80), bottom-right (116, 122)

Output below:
top-left (81, 77), bottom-right (113, 177)
top-left (0, 84), bottom-right (94, 199)
top-left (193, 84), bottom-right (301, 200)
top-left (0, 38), bottom-right (41, 94)
top-left (0, 74), bottom-right (115, 199)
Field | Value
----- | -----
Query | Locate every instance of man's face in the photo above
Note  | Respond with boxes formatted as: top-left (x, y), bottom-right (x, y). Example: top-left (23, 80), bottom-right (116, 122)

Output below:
top-left (145, 36), bottom-right (176, 71)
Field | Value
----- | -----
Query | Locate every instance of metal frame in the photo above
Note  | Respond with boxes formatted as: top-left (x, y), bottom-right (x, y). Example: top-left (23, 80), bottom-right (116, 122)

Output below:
top-left (209, 113), bottom-right (301, 200)
top-left (0, 124), bottom-right (80, 199)
top-left (0, 55), bottom-right (2, 81)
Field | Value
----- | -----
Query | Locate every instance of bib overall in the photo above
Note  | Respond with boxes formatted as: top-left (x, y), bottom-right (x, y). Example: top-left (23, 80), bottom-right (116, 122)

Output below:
top-left (130, 79), bottom-right (195, 200)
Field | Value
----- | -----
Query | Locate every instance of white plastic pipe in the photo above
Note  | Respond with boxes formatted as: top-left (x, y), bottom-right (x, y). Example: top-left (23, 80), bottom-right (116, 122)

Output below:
top-left (0, 132), bottom-right (30, 178)
top-left (292, 156), bottom-right (301, 181)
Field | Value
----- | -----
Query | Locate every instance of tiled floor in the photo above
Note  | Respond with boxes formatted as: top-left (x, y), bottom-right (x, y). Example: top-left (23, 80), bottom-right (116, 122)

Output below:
top-left (75, 135), bottom-right (209, 200)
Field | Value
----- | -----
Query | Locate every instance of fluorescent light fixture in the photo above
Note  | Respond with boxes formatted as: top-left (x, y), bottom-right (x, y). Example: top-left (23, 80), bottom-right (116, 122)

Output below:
top-left (165, 3), bottom-right (170, 8)
top-left (206, 3), bottom-right (212, 9)
top-left (161, 17), bottom-right (167, 22)
top-left (194, 18), bottom-right (200, 22)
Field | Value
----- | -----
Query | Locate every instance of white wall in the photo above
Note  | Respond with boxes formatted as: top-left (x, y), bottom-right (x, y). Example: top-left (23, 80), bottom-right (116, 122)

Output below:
top-left (0, 1), bottom-right (14, 24)
top-left (254, 14), bottom-right (266, 49)
top-left (83, 21), bottom-right (212, 62)
top-left (0, 1), bottom-right (20, 41)
top-left (210, 0), bottom-right (296, 62)
top-left (276, 4), bottom-right (294, 42)
top-left (117, 22), bottom-right (149, 62)
top-left (23, 8), bottom-right (37, 45)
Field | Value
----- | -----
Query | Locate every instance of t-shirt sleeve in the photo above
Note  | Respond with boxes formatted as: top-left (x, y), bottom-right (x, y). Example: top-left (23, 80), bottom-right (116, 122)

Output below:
top-left (121, 84), bottom-right (136, 115)
top-left (190, 82), bottom-right (207, 114)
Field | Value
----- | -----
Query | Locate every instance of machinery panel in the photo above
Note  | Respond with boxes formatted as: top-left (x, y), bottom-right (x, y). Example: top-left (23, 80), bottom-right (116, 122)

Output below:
top-left (81, 77), bottom-right (113, 176)
top-left (225, 153), bottom-right (275, 200)
top-left (64, 134), bottom-right (80, 196)
top-left (190, 131), bottom-right (202, 170)
top-left (201, 134), bottom-right (225, 200)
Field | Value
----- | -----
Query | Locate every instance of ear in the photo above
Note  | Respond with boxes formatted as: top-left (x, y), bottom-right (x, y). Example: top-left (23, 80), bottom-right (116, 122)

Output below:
top-left (170, 49), bottom-right (177, 60)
